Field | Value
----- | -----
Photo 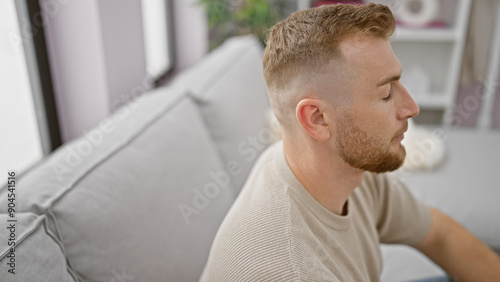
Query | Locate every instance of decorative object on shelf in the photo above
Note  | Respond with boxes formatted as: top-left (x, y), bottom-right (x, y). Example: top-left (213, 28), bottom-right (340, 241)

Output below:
top-left (402, 65), bottom-right (431, 97)
top-left (396, 0), bottom-right (439, 28)
top-left (199, 0), bottom-right (289, 49)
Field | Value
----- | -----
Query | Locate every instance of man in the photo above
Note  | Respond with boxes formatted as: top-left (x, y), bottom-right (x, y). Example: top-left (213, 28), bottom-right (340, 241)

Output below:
top-left (201, 3), bottom-right (500, 281)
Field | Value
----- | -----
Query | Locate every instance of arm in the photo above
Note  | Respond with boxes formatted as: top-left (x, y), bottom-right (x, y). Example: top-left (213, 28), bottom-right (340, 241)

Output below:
top-left (414, 207), bottom-right (500, 282)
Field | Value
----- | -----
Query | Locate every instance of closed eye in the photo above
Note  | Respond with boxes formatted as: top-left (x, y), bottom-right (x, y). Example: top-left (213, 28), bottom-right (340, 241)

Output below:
top-left (382, 93), bottom-right (392, 101)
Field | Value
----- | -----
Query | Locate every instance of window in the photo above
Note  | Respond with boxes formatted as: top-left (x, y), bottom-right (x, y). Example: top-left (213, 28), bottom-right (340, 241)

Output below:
top-left (0, 0), bottom-right (61, 176)
top-left (140, 0), bottom-right (175, 85)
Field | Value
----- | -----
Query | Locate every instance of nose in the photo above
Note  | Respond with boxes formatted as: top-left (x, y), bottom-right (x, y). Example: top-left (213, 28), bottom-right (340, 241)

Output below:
top-left (397, 83), bottom-right (419, 120)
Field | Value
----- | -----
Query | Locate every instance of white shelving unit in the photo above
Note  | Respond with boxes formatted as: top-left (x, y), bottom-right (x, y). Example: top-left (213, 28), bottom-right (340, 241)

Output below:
top-left (296, 0), bottom-right (473, 125)
top-left (391, 0), bottom-right (472, 125)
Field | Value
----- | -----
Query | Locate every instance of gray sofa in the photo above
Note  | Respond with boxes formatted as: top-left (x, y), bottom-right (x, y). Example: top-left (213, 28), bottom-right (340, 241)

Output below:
top-left (2, 34), bottom-right (499, 282)
top-left (0, 35), bottom-right (271, 282)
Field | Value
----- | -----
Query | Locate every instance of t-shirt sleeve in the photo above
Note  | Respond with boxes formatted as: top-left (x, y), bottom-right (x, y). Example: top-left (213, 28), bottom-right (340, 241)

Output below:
top-left (369, 172), bottom-right (432, 246)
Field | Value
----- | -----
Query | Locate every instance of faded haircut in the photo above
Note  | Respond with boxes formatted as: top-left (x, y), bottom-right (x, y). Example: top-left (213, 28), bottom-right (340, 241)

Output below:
top-left (263, 3), bottom-right (395, 124)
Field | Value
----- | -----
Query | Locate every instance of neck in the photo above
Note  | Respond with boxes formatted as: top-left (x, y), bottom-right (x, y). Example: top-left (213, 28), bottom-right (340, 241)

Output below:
top-left (283, 136), bottom-right (364, 215)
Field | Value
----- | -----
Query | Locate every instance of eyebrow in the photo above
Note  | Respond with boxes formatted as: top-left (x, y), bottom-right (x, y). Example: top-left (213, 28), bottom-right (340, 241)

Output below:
top-left (376, 74), bottom-right (401, 87)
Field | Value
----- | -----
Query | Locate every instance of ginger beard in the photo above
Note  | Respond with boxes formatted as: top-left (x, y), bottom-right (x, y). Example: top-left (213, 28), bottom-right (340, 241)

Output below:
top-left (335, 113), bottom-right (406, 173)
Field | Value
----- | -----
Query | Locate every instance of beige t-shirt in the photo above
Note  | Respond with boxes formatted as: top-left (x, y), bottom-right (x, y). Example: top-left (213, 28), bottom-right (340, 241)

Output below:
top-left (200, 141), bottom-right (431, 281)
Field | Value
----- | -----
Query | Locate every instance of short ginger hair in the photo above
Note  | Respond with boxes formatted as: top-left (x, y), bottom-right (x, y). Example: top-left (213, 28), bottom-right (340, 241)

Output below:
top-left (263, 3), bottom-right (395, 125)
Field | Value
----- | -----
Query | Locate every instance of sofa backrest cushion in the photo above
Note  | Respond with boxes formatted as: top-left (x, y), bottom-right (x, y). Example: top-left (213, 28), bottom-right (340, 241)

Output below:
top-left (0, 88), bottom-right (236, 281)
top-left (171, 35), bottom-right (272, 192)
top-left (0, 213), bottom-right (76, 282)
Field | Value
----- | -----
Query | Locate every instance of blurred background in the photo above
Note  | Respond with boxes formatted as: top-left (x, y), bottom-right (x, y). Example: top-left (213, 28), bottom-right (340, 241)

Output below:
top-left (1, 0), bottom-right (499, 175)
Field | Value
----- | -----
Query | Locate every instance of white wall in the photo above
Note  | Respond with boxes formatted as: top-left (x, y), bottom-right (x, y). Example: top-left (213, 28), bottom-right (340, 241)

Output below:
top-left (98, 0), bottom-right (148, 112)
top-left (41, 0), bottom-right (148, 142)
top-left (172, 0), bottom-right (208, 73)
top-left (41, 0), bottom-right (208, 143)
top-left (41, 0), bottom-right (110, 142)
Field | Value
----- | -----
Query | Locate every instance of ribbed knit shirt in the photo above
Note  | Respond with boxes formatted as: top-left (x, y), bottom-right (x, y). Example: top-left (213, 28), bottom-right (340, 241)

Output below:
top-left (200, 141), bottom-right (431, 281)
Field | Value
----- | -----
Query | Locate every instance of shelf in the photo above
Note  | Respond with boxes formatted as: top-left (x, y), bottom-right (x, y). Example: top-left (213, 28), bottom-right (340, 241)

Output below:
top-left (393, 27), bottom-right (458, 42)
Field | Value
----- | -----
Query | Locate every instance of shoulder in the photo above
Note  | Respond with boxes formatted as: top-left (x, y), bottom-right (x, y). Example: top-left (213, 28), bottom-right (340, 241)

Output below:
top-left (201, 143), bottom-right (299, 281)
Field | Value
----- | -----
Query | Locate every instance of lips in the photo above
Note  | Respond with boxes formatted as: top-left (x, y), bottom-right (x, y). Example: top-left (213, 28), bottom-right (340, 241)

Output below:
top-left (394, 123), bottom-right (408, 140)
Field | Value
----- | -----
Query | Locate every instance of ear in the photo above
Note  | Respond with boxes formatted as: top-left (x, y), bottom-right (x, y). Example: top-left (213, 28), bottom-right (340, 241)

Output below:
top-left (296, 98), bottom-right (331, 141)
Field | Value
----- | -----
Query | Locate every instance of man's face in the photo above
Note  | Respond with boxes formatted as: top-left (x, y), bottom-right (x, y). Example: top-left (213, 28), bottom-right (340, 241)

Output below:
top-left (326, 35), bottom-right (419, 173)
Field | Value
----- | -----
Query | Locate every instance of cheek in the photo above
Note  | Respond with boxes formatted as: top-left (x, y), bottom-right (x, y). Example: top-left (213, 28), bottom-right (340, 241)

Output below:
top-left (369, 119), bottom-right (399, 146)
top-left (356, 110), bottom-right (390, 136)
top-left (345, 103), bottom-right (397, 138)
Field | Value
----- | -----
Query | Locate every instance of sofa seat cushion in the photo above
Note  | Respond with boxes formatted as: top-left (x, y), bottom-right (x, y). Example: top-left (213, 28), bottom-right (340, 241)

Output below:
top-left (0, 213), bottom-right (75, 282)
top-left (382, 129), bottom-right (500, 281)
top-left (399, 129), bottom-right (500, 249)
